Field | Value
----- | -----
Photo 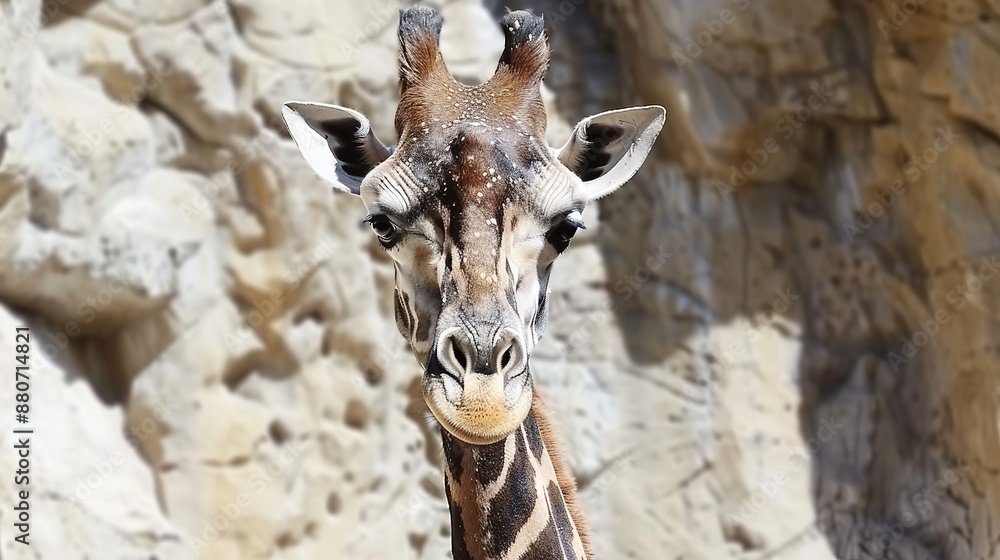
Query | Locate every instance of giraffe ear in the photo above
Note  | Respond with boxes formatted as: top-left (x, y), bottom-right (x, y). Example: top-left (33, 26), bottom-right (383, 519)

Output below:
top-left (282, 101), bottom-right (393, 196)
top-left (556, 106), bottom-right (666, 200)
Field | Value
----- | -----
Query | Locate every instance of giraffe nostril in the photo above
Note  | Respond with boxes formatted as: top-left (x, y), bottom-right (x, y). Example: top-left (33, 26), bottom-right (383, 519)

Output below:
top-left (453, 345), bottom-right (468, 371)
top-left (437, 329), bottom-right (474, 379)
top-left (495, 330), bottom-right (524, 378)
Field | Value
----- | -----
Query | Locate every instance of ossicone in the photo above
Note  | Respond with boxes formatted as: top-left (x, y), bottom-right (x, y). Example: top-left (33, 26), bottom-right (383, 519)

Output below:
top-left (495, 10), bottom-right (549, 85)
top-left (398, 6), bottom-right (445, 94)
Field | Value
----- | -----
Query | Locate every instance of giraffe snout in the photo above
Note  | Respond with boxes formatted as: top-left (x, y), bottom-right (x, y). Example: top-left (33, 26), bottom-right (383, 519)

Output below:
top-left (425, 324), bottom-right (534, 445)
top-left (436, 326), bottom-right (526, 381)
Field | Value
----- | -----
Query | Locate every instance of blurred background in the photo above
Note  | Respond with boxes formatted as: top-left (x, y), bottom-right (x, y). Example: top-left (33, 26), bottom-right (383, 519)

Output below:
top-left (1, 0), bottom-right (998, 558)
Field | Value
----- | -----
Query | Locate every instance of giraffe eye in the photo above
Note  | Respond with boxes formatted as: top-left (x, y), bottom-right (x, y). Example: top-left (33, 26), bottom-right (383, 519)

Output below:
top-left (365, 214), bottom-right (397, 241)
top-left (551, 222), bottom-right (578, 243)
top-left (546, 211), bottom-right (586, 251)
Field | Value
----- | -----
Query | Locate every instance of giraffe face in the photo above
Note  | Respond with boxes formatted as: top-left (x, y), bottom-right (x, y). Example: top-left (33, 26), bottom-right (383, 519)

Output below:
top-left (283, 7), bottom-right (665, 445)
top-left (360, 114), bottom-right (585, 445)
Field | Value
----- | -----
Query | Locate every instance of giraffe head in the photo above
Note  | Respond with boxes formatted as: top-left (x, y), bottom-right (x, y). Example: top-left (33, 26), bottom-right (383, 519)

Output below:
top-left (283, 7), bottom-right (664, 445)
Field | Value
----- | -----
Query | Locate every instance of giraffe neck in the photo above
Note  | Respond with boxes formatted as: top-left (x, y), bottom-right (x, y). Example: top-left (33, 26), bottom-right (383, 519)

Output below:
top-left (440, 396), bottom-right (590, 560)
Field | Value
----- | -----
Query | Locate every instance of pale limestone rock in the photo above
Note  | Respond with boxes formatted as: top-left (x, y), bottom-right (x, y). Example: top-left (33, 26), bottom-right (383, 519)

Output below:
top-left (148, 108), bottom-right (190, 165)
top-left (227, 0), bottom-right (394, 70)
top-left (57, 0), bottom-right (216, 30)
top-left (0, 306), bottom-right (189, 560)
top-left (0, 0), bottom-right (41, 132)
top-left (131, 1), bottom-right (257, 144)
top-left (438, 1), bottom-right (505, 85)
top-left (37, 17), bottom-right (145, 101)
top-left (1, 54), bottom-right (154, 235)
top-left (0, 57), bottom-right (182, 331)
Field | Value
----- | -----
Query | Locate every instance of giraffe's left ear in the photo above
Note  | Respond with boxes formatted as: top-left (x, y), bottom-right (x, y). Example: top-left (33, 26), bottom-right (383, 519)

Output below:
top-left (282, 101), bottom-right (393, 196)
top-left (556, 105), bottom-right (666, 200)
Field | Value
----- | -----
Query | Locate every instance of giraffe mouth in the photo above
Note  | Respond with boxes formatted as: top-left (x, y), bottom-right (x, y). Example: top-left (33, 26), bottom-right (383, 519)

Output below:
top-left (423, 366), bottom-right (534, 445)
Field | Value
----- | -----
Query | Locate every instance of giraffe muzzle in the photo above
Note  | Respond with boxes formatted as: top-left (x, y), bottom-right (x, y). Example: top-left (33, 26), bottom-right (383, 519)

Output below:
top-left (424, 326), bottom-right (533, 444)
top-left (436, 326), bottom-right (526, 381)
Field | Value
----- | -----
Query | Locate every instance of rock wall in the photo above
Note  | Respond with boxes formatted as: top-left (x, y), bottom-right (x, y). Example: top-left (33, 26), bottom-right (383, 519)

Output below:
top-left (1, 0), bottom-right (999, 559)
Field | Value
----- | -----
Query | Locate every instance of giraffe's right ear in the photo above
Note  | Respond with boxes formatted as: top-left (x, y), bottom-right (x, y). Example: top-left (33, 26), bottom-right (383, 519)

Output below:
top-left (282, 101), bottom-right (393, 196)
top-left (556, 105), bottom-right (666, 200)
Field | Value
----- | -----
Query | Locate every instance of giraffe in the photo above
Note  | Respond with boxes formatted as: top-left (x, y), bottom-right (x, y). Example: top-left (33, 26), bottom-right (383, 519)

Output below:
top-left (282, 7), bottom-right (664, 559)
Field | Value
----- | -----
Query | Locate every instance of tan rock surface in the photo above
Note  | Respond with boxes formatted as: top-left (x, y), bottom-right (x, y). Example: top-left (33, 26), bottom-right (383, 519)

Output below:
top-left (1, 0), bottom-right (999, 558)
